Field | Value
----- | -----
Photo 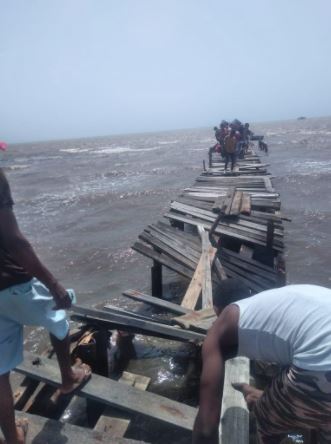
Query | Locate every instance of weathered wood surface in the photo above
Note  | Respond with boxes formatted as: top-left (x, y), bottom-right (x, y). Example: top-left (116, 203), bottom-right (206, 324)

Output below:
top-left (172, 307), bottom-right (216, 333)
top-left (16, 352), bottom-right (198, 432)
top-left (103, 304), bottom-right (172, 325)
top-left (3, 411), bottom-right (148, 444)
top-left (122, 289), bottom-right (190, 315)
top-left (94, 372), bottom-right (151, 439)
top-left (132, 241), bottom-right (193, 279)
top-left (163, 212), bottom-right (284, 251)
top-left (181, 254), bottom-right (205, 310)
top-left (219, 358), bottom-right (250, 444)
top-left (200, 230), bottom-right (214, 308)
top-left (71, 305), bottom-right (205, 342)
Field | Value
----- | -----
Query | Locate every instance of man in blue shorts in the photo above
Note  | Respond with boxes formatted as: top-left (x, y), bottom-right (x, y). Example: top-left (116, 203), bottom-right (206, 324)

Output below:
top-left (0, 168), bottom-right (91, 444)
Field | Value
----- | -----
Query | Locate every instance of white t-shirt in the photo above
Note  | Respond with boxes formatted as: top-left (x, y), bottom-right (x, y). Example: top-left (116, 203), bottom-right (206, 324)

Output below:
top-left (235, 285), bottom-right (331, 371)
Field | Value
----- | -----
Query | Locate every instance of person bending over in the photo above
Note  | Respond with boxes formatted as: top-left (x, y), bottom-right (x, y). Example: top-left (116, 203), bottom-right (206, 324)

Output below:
top-left (193, 279), bottom-right (331, 444)
top-left (0, 168), bottom-right (91, 444)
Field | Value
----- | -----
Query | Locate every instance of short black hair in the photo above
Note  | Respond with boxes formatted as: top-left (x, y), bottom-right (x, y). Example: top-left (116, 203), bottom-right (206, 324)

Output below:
top-left (212, 279), bottom-right (251, 308)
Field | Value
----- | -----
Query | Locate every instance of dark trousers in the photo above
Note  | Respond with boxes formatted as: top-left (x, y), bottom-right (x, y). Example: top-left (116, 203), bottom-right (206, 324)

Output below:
top-left (224, 152), bottom-right (236, 171)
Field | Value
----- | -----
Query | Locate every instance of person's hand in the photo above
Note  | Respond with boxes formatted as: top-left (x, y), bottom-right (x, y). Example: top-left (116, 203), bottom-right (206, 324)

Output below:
top-left (49, 281), bottom-right (72, 310)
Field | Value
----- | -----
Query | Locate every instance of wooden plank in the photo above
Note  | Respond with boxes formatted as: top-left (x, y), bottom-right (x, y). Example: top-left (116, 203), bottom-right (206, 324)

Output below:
top-left (16, 352), bottom-right (198, 432)
top-left (103, 304), bottom-right (172, 325)
top-left (240, 193), bottom-right (251, 215)
top-left (94, 372), bottom-right (151, 438)
top-left (167, 203), bottom-right (284, 239)
top-left (213, 257), bottom-right (228, 281)
top-left (229, 191), bottom-right (243, 216)
top-left (220, 247), bottom-right (277, 275)
top-left (219, 358), bottom-right (250, 444)
top-left (122, 289), bottom-right (191, 315)
top-left (172, 307), bottom-right (216, 332)
top-left (199, 228), bottom-right (214, 308)
top-left (132, 241), bottom-right (193, 279)
top-left (5, 411), bottom-right (148, 444)
top-left (223, 188), bottom-right (236, 216)
top-left (164, 212), bottom-right (284, 251)
top-left (70, 305), bottom-right (205, 343)
top-left (139, 231), bottom-right (197, 270)
top-left (181, 254), bottom-right (205, 310)
top-left (221, 264), bottom-right (266, 293)
top-left (239, 245), bottom-right (254, 259)
top-left (212, 196), bottom-right (225, 214)
top-left (147, 224), bottom-right (201, 260)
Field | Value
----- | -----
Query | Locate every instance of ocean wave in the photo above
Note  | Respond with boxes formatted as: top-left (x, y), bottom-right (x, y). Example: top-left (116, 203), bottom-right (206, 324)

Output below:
top-left (60, 148), bottom-right (90, 153)
top-left (157, 140), bottom-right (179, 145)
top-left (96, 146), bottom-right (161, 154)
top-left (289, 160), bottom-right (331, 174)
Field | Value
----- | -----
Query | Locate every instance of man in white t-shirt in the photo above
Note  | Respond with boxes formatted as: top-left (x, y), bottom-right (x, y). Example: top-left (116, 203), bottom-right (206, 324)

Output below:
top-left (192, 280), bottom-right (331, 444)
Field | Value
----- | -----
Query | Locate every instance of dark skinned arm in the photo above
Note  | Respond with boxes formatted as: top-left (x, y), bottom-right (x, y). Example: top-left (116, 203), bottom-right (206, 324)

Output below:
top-left (0, 206), bottom-right (71, 309)
top-left (192, 305), bottom-right (239, 444)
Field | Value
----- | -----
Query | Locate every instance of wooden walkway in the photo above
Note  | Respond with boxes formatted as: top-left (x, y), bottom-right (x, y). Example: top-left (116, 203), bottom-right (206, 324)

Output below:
top-left (128, 146), bottom-right (286, 443)
top-left (12, 143), bottom-right (287, 443)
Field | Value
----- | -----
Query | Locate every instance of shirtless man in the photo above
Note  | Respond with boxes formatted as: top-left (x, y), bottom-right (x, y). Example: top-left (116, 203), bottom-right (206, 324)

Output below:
top-left (0, 167), bottom-right (91, 444)
top-left (193, 279), bottom-right (331, 443)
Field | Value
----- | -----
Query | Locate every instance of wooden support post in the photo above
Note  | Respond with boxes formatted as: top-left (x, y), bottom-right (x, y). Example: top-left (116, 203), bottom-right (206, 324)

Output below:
top-left (203, 160), bottom-right (206, 171)
top-left (151, 260), bottom-right (162, 298)
top-left (208, 150), bottom-right (212, 168)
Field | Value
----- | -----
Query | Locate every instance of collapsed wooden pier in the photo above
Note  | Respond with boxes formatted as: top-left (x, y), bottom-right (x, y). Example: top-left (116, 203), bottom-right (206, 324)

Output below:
top-left (10, 141), bottom-right (287, 443)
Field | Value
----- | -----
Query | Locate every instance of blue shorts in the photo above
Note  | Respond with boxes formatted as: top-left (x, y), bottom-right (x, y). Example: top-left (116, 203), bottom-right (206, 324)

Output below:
top-left (0, 279), bottom-right (69, 375)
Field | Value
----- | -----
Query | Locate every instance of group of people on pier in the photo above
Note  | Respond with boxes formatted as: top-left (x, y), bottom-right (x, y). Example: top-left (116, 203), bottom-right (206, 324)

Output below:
top-left (1, 143), bottom-right (331, 444)
top-left (211, 119), bottom-right (252, 171)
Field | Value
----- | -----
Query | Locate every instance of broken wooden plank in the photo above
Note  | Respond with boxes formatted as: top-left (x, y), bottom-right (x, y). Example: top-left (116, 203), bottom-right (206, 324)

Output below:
top-left (132, 241), bottom-right (193, 279)
top-left (163, 212), bottom-right (284, 251)
top-left (6, 410), bottom-right (147, 444)
top-left (139, 231), bottom-right (197, 270)
top-left (181, 254), bottom-right (205, 310)
top-left (70, 305), bottom-right (205, 343)
top-left (122, 289), bottom-right (191, 316)
top-left (16, 352), bottom-right (198, 432)
top-left (172, 307), bottom-right (216, 332)
top-left (94, 372), bottom-right (151, 438)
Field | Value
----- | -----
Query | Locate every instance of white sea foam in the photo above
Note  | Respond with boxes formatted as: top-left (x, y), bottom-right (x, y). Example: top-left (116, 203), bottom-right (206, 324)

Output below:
top-left (290, 160), bottom-right (331, 174)
top-left (157, 140), bottom-right (179, 145)
top-left (96, 146), bottom-right (161, 154)
top-left (60, 148), bottom-right (90, 153)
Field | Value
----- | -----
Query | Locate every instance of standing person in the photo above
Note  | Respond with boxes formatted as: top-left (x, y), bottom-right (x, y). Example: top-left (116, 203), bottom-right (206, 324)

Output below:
top-left (213, 126), bottom-right (221, 143)
top-left (193, 280), bottom-right (331, 444)
top-left (223, 129), bottom-right (237, 171)
top-left (0, 167), bottom-right (91, 444)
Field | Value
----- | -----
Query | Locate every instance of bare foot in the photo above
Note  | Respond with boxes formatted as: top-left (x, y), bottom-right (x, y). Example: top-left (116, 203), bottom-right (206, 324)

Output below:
top-left (232, 383), bottom-right (263, 411)
top-left (15, 418), bottom-right (28, 444)
top-left (60, 359), bottom-right (91, 395)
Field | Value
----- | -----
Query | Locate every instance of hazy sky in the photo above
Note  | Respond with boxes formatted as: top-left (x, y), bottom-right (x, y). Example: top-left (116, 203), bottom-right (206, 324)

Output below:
top-left (1, 0), bottom-right (331, 143)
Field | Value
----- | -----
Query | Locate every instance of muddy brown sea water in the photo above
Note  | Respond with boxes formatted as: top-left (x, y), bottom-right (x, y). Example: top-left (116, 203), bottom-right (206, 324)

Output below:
top-left (3, 117), bottom-right (331, 442)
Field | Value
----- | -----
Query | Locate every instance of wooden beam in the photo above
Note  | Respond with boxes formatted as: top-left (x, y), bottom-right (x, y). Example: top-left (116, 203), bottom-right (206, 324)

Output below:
top-left (122, 289), bottom-right (191, 315)
top-left (219, 358), bottom-right (250, 444)
top-left (151, 260), bottom-right (162, 297)
top-left (181, 254), bottom-right (205, 310)
top-left (70, 305), bottom-right (205, 343)
top-left (5, 410), bottom-right (147, 444)
top-left (16, 352), bottom-right (197, 432)
top-left (94, 372), bottom-right (151, 438)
